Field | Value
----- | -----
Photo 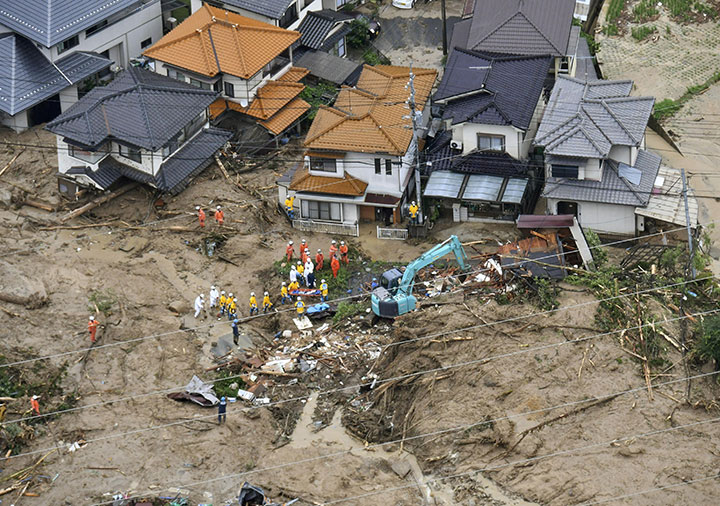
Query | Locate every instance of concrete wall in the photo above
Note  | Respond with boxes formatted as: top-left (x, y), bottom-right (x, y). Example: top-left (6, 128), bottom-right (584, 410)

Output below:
top-left (452, 123), bottom-right (524, 159)
top-left (58, 86), bottom-right (78, 113)
top-left (608, 145), bottom-right (632, 166)
top-left (52, 1), bottom-right (163, 68)
top-left (547, 198), bottom-right (637, 235)
top-left (1, 110), bottom-right (29, 133)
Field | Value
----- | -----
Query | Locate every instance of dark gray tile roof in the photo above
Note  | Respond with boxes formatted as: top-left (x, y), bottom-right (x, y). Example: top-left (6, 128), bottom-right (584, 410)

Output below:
top-left (0, 0), bottom-right (139, 47)
top-left (222, 0), bottom-right (293, 19)
top-left (295, 50), bottom-right (362, 85)
top-left (460, 0), bottom-right (575, 56)
top-left (46, 67), bottom-right (219, 151)
top-left (425, 131), bottom-right (533, 177)
top-left (535, 76), bottom-right (654, 158)
top-left (542, 149), bottom-right (661, 206)
top-left (156, 127), bottom-right (232, 193)
top-left (297, 9), bottom-right (352, 49)
top-left (85, 128), bottom-right (231, 193)
top-left (0, 34), bottom-right (112, 115)
top-left (435, 49), bottom-right (552, 130)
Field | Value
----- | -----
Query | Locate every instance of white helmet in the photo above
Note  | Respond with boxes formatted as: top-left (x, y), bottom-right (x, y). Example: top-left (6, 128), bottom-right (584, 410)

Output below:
top-left (264, 291), bottom-right (268, 296)
top-left (289, 240), bottom-right (293, 245)
top-left (341, 241), bottom-right (345, 245)
top-left (89, 315), bottom-right (95, 321)
top-left (229, 293), bottom-right (233, 297)
top-left (291, 265), bottom-right (296, 270)
top-left (211, 285), bottom-right (216, 290)
top-left (297, 297), bottom-right (302, 301)
top-left (200, 293), bottom-right (204, 298)
top-left (282, 282), bottom-right (286, 285)
top-left (301, 239), bottom-right (306, 244)
top-left (317, 248), bottom-right (322, 253)
top-left (251, 292), bottom-right (255, 296)
top-left (297, 260), bottom-right (302, 265)
top-left (195, 206), bottom-right (200, 210)
top-left (412, 201), bottom-right (416, 205)
top-left (221, 290), bottom-right (225, 295)
top-left (331, 240), bottom-right (336, 244)
top-left (216, 205), bottom-right (221, 210)
top-left (321, 279), bottom-right (326, 283)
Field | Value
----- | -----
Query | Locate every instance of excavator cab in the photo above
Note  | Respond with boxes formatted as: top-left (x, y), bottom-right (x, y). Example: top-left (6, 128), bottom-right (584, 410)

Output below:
top-left (372, 268), bottom-right (407, 318)
top-left (381, 268), bottom-right (403, 292)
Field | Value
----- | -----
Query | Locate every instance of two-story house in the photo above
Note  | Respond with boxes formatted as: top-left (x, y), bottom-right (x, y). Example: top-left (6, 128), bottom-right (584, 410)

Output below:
top-left (46, 67), bottom-right (232, 196)
top-left (190, 0), bottom-right (340, 30)
top-left (277, 65), bottom-right (436, 235)
top-left (423, 49), bottom-right (551, 221)
top-left (534, 76), bottom-right (662, 235)
top-left (143, 4), bottom-right (311, 137)
top-left (452, 0), bottom-right (581, 77)
top-left (0, 0), bottom-right (169, 131)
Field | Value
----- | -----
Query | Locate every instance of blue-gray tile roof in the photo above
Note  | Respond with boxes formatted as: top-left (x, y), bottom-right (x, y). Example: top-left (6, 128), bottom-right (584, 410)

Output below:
top-left (0, 33), bottom-right (112, 115)
top-left (460, 0), bottom-right (576, 56)
top-left (0, 0), bottom-right (140, 47)
top-left (82, 128), bottom-right (232, 192)
top-left (222, 0), bottom-right (293, 20)
top-left (434, 49), bottom-right (552, 130)
top-left (46, 67), bottom-right (219, 151)
top-left (542, 149), bottom-right (661, 206)
top-left (295, 50), bottom-right (362, 85)
top-left (535, 76), bottom-right (654, 158)
top-left (297, 9), bottom-right (352, 49)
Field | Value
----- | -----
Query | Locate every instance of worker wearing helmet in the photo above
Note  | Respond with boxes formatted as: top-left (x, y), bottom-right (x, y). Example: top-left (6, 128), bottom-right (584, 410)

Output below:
top-left (194, 294), bottom-right (205, 319)
top-left (196, 206), bottom-right (206, 228)
top-left (295, 297), bottom-right (305, 315)
top-left (315, 248), bottom-right (324, 271)
top-left (329, 239), bottom-right (338, 259)
top-left (262, 291), bottom-right (273, 313)
top-left (227, 293), bottom-right (236, 320)
top-left (286, 240), bottom-right (295, 262)
top-left (218, 396), bottom-right (227, 424)
top-left (320, 279), bottom-right (329, 302)
top-left (218, 290), bottom-right (227, 318)
top-left (249, 292), bottom-right (258, 316)
top-left (285, 194), bottom-right (295, 218)
top-left (214, 205), bottom-right (224, 226)
top-left (339, 241), bottom-right (349, 265)
top-left (88, 315), bottom-right (99, 343)
top-left (409, 201), bottom-right (419, 224)
top-left (280, 282), bottom-right (290, 304)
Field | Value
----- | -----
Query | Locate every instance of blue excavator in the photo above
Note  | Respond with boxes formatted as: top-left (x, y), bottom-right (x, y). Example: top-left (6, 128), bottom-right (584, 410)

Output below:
top-left (371, 235), bottom-right (468, 318)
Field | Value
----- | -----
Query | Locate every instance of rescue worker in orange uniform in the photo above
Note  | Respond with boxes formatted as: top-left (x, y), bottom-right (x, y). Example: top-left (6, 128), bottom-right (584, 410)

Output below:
top-left (339, 241), bottom-right (349, 265)
top-left (329, 239), bottom-right (338, 259)
top-left (196, 206), bottom-right (206, 228)
top-left (88, 315), bottom-right (99, 343)
top-left (215, 205), bottom-right (224, 226)
top-left (30, 395), bottom-right (40, 415)
top-left (286, 241), bottom-right (295, 262)
top-left (315, 248), bottom-right (324, 271)
top-left (331, 255), bottom-right (340, 279)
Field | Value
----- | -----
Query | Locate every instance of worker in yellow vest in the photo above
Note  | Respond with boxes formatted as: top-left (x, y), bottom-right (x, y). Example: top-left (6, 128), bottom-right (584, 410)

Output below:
top-left (320, 279), bottom-right (328, 302)
top-left (249, 292), bottom-right (258, 316)
top-left (285, 194), bottom-right (295, 218)
top-left (409, 201), bottom-right (419, 224)
top-left (262, 292), bottom-right (273, 313)
top-left (280, 282), bottom-right (290, 304)
top-left (295, 297), bottom-right (305, 315)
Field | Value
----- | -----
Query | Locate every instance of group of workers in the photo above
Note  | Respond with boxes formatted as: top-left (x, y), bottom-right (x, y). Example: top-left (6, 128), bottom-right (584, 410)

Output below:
top-left (196, 205), bottom-right (225, 228)
top-left (194, 286), bottom-right (274, 321)
top-left (285, 238), bottom-right (348, 280)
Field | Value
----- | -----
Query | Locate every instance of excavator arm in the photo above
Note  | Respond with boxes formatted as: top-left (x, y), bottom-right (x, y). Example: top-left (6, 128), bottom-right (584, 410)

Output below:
top-left (372, 235), bottom-right (468, 318)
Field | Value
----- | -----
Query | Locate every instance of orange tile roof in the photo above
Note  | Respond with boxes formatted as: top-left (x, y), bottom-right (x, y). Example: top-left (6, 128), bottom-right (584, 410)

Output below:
top-left (143, 4), bottom-right (300, 79)
top-left (243, 81), bottom-right (304, 120)
top-left (304, 65), bottom-right (437, 156)
top-left (209, 97), bottom-right (229, 119)
top-left (290, 166), bottom-right (368, 196)
top-left (260, 97), bottom-right (311, 135)
top-left (278, 67), bottom-right (310, 83)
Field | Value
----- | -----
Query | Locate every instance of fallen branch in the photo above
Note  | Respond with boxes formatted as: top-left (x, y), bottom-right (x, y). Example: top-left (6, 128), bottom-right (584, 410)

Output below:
top-left (60, 183), bottom-right (139, 223)
top-left (22, 198), bottom-right (56, 213)
top-left (38, 221), bottom-right (120, 231)
top-left (0, 150), bottom-right (24, 179)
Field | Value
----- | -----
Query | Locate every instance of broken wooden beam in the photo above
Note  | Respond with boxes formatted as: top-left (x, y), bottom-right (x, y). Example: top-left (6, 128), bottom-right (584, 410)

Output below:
top-left (214, 154), bottom-right (230, 179)
top-left (60, 183), bottom-right (139, 223)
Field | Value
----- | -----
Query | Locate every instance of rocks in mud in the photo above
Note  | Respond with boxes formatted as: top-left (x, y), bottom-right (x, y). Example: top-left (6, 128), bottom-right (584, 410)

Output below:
top-left (0, 188), bottom-right (12, 208)
top-left (168, 299), bottom-right (191, 314)
top-left (0, 260), bottom-right (47, 308)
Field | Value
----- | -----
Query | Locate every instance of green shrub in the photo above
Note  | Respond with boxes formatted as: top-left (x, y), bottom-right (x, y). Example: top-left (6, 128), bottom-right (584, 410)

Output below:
top-left (584, 229), bottom-right (607, 268)
top-left (333, 301), bottom-right (367, 324)
top-left (654, 98), bottom-right (682, 120)
top-left (362, 48), bottom-right (390, 66)
top-left (633, 0), bottom-right (659, 21)
top-left (631, 25), bottom-right (656, 41)
top-left (88, 289), bottom-right (117, 316)
top-left (693, 316), bottom-right (720, 370)
top-left (347, 19), bottom-right (371, 49)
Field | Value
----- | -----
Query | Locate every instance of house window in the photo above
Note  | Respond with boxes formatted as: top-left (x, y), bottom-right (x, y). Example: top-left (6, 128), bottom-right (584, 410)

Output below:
top-left (332, 37), bottom-right (346, 58)
top-left (375, 158), bottom-right (381, 175)
top-left (551, 164), bottom-right (579, 179)
top-left (141, 37), bottom-right (152, 49)
top-left (224, 81), bottom-right (235, 98)
top-left (69, 144), bottom-right (109, 164)
top-left (213, 81), bottom-right (222, 92)
top-left (302, 200), bottom-right (342, 222)
top-left (279, 4), bottom-right (298, 28)
top-left (118, 144), bottom-right (142, 164)
top-left (86, 19), bottom-right (109, 37)
top-left (477, 134), bottom-right (505, 152)
top-left (57, 35), bottom-right (79, 54)
top-left (385, 160), bottom-right (392, 175)
top-left (167, 68), bottom-right (186, 82)
top-left (310, 157), bottom-right (337, 173)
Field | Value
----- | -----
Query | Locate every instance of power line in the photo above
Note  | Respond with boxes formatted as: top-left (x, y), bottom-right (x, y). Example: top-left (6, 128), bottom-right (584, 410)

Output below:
top-left (86, 374), bottom-right (720, 506)
top-left (3, 305), bottom-right (716, 462)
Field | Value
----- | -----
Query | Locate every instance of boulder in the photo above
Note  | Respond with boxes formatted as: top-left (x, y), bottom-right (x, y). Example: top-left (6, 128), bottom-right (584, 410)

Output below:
top-left (0, 188), bottom-right (12, 209)
top-left (168, 299), bottom-right (191, 314)
top-left (0, 261), bottom-right (47, 308)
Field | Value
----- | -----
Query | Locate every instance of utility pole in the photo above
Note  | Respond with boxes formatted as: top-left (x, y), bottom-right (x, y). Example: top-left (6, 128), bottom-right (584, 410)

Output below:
top-left (407, 65), bottom-right (423, 225)
top-left (441, 0), bottom-right (448, 56)
top-left (681, 168), bottom-right (696, 279)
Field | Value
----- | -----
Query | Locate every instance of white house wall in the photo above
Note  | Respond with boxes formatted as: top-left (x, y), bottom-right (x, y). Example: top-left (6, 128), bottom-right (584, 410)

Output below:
top-left (608, 145), bottom-right (632, 166)
top-left (58, 86), bottom-right (78, 113)
top-left (1, 110), bottom-right (29, 133)
top-left (52, 1), bottom-right (163, 68)
top-left (547, 198), bottom-right (637, 235)
top-left (452, 123), bottom-right (524, 159)
top-left (523, 96), bottom-right (546, 157)
top-left (343, 151), bottom-right (408, 197)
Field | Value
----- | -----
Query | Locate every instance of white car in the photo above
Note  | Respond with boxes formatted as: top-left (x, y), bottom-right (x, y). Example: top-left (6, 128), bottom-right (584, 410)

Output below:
top-left (392, 0), bottom-right (415, 8)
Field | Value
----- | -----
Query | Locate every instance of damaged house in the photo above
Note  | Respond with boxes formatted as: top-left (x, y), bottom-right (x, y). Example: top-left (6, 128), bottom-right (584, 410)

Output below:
top-left (424, 49), bottom-right (551, 221)
top-left (46, 67), bottom-right (232, 196)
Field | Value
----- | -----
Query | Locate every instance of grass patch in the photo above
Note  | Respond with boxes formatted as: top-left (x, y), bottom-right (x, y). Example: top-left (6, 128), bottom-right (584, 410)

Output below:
top-left (88, 289), bottom-right (117, 316)
top-left (664, 0), bottom-right (717, 21)
top-left (212, 368), bottom-right (246, 399)
top-left (604, 0), bottom-right (627, 34)
top-left (299, 81), bottom-right (337, 120)
top-left (633, 0), bottom-right (659, 21)
top-left (654, 70), bottom-right (720, 120)
top-left (333, 301), bottom-right (368, 324)
top-left (362, 48), bottom-right (390, 66)
top-left (631, 25), bottom-right (656, 41)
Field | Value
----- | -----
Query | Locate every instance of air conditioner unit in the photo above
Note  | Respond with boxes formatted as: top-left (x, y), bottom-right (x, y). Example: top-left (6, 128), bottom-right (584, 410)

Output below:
top-left (450, 140), bottom-right (463, 150)
top-left (166, 16), bottom-right (177, 31)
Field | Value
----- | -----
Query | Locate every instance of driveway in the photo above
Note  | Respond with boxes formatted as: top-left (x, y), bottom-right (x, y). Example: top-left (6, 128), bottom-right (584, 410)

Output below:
top-left (373, 0), bottom-right (464, 70)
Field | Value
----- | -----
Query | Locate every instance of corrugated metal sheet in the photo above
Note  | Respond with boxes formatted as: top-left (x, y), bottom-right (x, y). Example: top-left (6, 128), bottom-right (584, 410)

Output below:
top-left (635, 166), bottom-right (699, 227)
top-left (462, 174), bottom-right (503, 201)
top-left (424, 171), bottom-right (464, 198)
top-left (501, 178), bottom-right (528, 204)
